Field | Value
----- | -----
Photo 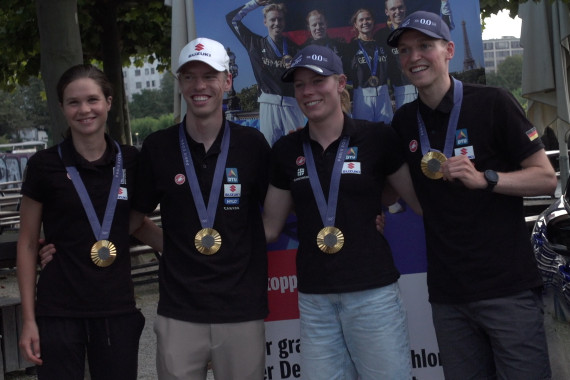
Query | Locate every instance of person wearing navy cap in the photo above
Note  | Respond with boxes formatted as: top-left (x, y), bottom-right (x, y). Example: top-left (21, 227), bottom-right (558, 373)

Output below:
top-left (388, 11), bottom-right (555, 379)
top-left (264, 44), bottom-right (422, 379)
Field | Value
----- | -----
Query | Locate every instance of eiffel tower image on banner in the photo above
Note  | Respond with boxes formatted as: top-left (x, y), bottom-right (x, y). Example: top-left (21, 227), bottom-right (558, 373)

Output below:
top-left (462, 20), bottom-right (476, 71)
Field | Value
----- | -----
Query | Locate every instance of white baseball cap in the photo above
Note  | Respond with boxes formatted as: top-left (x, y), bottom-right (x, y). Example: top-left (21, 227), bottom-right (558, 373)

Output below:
top-left (177, 37), bottom-right (230, 73)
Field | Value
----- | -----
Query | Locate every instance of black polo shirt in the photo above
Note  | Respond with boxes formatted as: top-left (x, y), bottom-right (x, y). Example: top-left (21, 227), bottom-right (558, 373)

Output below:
top-left (270, 115), bottom-right (404, 294)
top-left (392, 80), bottom-right (544, 303)
top-left (133, 117), bottom-right (270, 323)
top-left (22, 135), bottom-right (139, 317)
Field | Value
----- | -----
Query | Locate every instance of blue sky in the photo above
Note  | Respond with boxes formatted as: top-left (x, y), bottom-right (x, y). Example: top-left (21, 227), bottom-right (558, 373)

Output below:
top-left (193, 0), bottom-right (485, 91)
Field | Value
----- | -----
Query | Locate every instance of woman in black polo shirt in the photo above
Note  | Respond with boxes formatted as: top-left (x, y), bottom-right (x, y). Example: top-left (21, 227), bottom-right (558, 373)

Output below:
top-left (264, 45), bottom-right (421, 379)
top-left (17, 64), bottom-right (153, 380)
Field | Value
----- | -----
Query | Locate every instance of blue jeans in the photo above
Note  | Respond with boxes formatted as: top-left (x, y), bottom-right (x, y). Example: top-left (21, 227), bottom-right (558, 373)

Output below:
top-left (298, 283), bottom-right (412, 380)
top-left (431, 290), bottom-right (551, 380)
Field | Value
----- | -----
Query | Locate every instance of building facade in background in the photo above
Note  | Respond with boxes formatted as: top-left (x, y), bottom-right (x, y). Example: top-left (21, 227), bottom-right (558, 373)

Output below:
top-left (483, 36), bottom-right (523, 73)
top-left (123, 58), bottom-right (166, 101)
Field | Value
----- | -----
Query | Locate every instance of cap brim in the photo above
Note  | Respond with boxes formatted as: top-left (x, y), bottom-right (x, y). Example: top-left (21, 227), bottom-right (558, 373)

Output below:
top-left (281, 64), bottom-right (334, 82)
top-left (387, 26), bottom-right (446, 47)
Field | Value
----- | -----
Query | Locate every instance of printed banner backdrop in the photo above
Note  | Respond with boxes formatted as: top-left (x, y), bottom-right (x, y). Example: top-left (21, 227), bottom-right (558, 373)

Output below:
top-left (193, 1), bottom-right (484, 379)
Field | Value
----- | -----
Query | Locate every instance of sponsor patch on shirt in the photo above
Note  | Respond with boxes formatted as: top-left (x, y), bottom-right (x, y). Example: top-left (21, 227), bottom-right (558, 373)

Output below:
top-left (346, 147), bottom-right (358, 160)
top-left (118, 187), bottom-right (128, 200)
top-left (224, 184), bottom-right (241, 197)
top-left (409, 140), bottom-right (418, 153)
top-left (174, 174), bottom-right (186, 185)
top-left (454, 146), bottom-right (475, 159)
top-left (455, 129), bottom-right (468, 146)
top-left (296, 156), bottom-right (306, 166)
top-left (226, 168), bottom-right (239, 183)
top-left (224, 198), bottom-right (239, 205)
top-left (526, 127), bottom-right (539, 141)
top-left (342, 162), bottom-right (361, 174)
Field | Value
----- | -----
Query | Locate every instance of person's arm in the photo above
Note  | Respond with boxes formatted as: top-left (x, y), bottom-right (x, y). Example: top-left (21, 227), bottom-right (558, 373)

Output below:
top-left (440, 0), bottom-right (455, 30)
top-left (130, 210), bottom-right (163, 253)
top-left (263, 184), bottom-right (294, 243)
top-left (17, 196), bottom-right (43, 365)
top-left (441, 149), bottom-right (557, 197)
top-left (386, 163), bottom-right (423, 215)
top-left (226, 0), bottom-right (266, 41)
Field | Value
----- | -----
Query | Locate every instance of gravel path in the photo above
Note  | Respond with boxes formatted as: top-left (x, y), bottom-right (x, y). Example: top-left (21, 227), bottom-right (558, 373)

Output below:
top-left (1, 268), bottom-right (214, 380)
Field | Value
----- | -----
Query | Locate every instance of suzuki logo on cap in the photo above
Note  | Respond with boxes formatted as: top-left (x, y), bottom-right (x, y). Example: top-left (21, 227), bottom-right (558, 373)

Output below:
top-left (195, 43), bottom-right (205, 51)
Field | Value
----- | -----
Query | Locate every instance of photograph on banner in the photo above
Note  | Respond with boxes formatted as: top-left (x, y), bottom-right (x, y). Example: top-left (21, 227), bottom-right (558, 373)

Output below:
top-left (195, 0), bottom-right (484, 130)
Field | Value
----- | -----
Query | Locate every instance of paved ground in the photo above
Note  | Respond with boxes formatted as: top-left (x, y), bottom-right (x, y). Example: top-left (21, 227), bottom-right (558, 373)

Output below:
top-left (1, 267), bottom-right (214, 379)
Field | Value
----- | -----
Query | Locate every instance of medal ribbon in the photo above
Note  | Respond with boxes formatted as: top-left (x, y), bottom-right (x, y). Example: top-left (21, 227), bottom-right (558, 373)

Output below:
top-left (179, 120), bottom-right (230, 229)
top-left (357, 40), bottom-right (378, 79)
top-left (417, 77), bottom-right (463, 157)
top-left (58, 140), bottom-right (123, 241)
top-left (302, 135), bottom-right (350, 227)
top-left (267, 36), bottom-right (288, 58)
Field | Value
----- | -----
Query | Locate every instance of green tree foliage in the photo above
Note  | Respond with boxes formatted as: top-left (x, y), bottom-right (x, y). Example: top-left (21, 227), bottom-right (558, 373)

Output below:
top-left (236, 85), bottom-right (260, 112)
top-left (2, 0), bottom-right (172, 144)
top-left (129, 74), bottom-right (174, 119)
top-left (485, 55), bottom-right (527, 109)
top-left (0, 78), bottom-right (50, 139)
top-left (1, 0), bottom-right (171, 92)
top-left (131, 114), bottom-right (175, 145)
top-left (486, 55), bottom-right (523, 91)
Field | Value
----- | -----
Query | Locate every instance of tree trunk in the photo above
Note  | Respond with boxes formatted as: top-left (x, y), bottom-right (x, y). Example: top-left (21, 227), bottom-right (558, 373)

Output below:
top-left (36, 0), bottom-right (83, 145)
top-left (92, 0), bottom-right (131, 145)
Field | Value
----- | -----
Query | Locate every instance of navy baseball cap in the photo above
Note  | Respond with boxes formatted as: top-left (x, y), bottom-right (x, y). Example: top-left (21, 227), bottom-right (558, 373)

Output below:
top-left (387, 11), bottom-right (451, 47)
top-left (281, 45), bottom-right (343, 82)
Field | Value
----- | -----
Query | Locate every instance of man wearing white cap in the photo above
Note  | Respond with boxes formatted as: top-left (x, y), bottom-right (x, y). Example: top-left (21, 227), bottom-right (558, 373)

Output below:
top-left (388, 11), bottom-right (555, 379)
top-left (132, 37), bottom-right (270, 379)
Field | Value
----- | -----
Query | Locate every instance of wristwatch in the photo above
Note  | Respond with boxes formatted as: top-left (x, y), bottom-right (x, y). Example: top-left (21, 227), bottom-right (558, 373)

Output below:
top-left (484, 169), bottom-right (498, 192)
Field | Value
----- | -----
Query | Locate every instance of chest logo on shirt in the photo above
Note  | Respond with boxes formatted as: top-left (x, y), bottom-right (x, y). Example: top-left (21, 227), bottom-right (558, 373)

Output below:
top-left (224, 184), bottom-right (241, 197)
top-left (342, 162), bottom-right (361, 174)
top-left (526, 127), bottom-right (539, 141)
top-left (455, 129), bottom-right (469, 146)
top-left (174, 174), bottom-right (186, 185)
top-left (297, 168), bottom-right (305, 177)
top-left (296, 156), bottom-right (306, 166)
top-left (409, 140), bottom-right (418, 153)
top-left (118, 187), bottom-right (128, 200)
top-left (346, 147), bottom-right (358, 160)
top-left (226, 168), bottom-right (239, 183)
top-left (454, 146), bottom-right (475, 159)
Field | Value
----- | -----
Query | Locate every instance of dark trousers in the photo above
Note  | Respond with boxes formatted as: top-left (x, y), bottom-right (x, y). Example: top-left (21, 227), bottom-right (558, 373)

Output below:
top-left (36, 311), bottom-right (145, 380)
top-left (431, 289), bottom-right (551, 380)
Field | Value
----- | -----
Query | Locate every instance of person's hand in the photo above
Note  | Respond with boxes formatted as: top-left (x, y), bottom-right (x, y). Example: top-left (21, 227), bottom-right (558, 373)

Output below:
top-left (19, 320), bottom-right (42, 365)
top-left (37, 238), bottom-right (56, 269)
top-left (441, 155), bottom-right (485, 190)
top-left (375, 213), bottom-right (386, 234)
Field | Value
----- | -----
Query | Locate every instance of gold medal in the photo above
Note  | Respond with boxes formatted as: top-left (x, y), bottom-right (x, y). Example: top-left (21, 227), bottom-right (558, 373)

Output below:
top-left (316, 226), bottom-right (344, 254)
top-left (91, 240), bottom-right (117, 267)
top-left (367, 75), bottom-right (379, 87)
top-left (421, 151), bottom-right (447, 179)
top-left (282, 55), bottom-right (293, 68)
top-left (194, 228), bottom-right (222, 255)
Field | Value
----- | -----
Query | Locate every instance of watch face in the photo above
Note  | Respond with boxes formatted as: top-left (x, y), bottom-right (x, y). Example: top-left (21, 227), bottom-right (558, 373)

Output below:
top-left (485, 170), bottom-right (498, 184)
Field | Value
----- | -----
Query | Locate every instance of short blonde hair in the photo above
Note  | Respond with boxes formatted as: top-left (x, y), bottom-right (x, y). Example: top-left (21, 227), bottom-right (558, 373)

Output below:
top-left (263, 3), bottom-right (287, 18)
